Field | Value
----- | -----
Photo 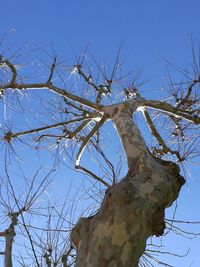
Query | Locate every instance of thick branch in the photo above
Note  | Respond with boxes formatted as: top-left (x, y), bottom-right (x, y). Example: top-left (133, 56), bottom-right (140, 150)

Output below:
top-left (139, 99), bottom-right (200, 124)
top-left (143, 109), bottom-right (169, 152)
top-left (48, 84), bottom-right (103, 111)
top-left (1, 82), bottom-right (103, 111)
top-left (105, 102), bottom-right (150, 171)
top-left (0, 57), bottom-right (104, 110)
top-left (75, 117), bottom-right (110, 187)
top-left (75, 117), bottom-right (106, 167)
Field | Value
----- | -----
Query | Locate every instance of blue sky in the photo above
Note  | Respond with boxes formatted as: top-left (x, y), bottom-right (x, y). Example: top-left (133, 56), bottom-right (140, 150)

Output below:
top-left (2, 0), bottom-right (200, 63)
top-left (1, 0), bottom-right (200, 266)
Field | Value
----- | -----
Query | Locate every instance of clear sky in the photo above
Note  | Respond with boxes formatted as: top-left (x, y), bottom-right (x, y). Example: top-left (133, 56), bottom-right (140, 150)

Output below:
top-left (1, 0), bottom-right (200, 266)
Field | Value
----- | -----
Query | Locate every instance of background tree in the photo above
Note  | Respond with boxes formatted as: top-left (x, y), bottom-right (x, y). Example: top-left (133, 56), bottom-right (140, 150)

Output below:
top-left (0, 40), bottom-right (200, 266)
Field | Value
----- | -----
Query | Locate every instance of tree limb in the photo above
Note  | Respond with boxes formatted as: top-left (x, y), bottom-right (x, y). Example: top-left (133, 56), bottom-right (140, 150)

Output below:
top-left (0, 55), bottom-right (17, 84)
top-left (2, 116), bottom-right (97, 142)
top-left (75, 117), bottom-right (106, 167)
top-left (143, 109), bottom-right (169, 153)
top-left (139, 99), bottom-right (200, 124)
top-left (75, 116), bottom-right (110, 187)
top-left (76, 165), bottom-right (110, 188)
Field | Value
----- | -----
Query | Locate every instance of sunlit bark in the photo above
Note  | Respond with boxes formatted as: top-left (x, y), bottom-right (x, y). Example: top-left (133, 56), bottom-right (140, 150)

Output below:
top-left (71, 102), bottom-right (185, 267)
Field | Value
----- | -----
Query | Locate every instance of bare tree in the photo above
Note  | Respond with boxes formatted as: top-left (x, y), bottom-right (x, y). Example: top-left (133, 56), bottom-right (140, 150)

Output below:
top-left (0, 40), bottom-right (200, 266)
top-left (0, 166), bottom-right (54, 267)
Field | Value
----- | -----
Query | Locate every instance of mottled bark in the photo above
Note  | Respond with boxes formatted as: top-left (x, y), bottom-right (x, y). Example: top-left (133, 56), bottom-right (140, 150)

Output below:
top-left (71, 101), bottom-right (185, 267)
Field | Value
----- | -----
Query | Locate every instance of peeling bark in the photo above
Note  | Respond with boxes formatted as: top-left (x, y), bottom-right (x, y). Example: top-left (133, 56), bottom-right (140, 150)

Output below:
top-left (71, 101), bottom-right (185, 267)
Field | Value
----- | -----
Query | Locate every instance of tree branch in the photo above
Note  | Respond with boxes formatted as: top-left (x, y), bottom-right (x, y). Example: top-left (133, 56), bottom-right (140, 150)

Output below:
top-left (74, 116), bottom-right (110, 187)
top-left (47, 56), bottom-right (57, 83)
top-left (75, 117), bottom-right (106, 167)
top-left (0, 55), bottom-right (17, 84)
top-left (176, 77), bottom-right (200, 109)
top-left (142, 109), bottom-right (183, 160)
top-left (76, 165), bottom-right (110, 188)
top-left (74, 64), bottom-right (99, 91)
top-left (139, 99), bottom-right (200, 124)
top-left (143, 109), bottom-right (169, 153)
top-left (1, 81), bottom-right (103, 111)
top-left (2, 116), bottom-right (97, 142)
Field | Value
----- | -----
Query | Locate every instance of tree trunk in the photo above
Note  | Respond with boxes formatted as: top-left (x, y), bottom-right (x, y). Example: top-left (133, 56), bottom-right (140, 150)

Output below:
top-left (5, 232), bottom-right (14, 267)
top-left (71, 101), bottom-right (185, 267)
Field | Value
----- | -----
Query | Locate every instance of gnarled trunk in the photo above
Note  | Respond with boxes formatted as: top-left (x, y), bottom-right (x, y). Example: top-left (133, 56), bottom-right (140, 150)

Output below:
top-left (71, 101), bottom-right (185, 267)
